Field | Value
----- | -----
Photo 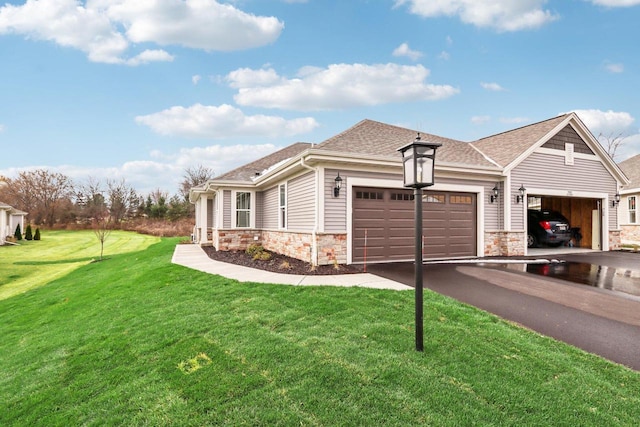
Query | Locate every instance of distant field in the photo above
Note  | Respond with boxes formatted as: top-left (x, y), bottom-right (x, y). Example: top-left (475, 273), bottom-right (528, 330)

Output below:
top-left (0, 230), bottom-right (159, 300)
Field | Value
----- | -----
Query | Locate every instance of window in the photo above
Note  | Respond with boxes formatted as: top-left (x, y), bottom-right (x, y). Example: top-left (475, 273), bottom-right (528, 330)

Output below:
top-left (423, 194), bottom-right (445, 203)
top-left (235, 192), bottom-right (251, 228)
top-left (630, 196), bottom-right (637, 224)
top-left (391, 193), bottom-right (414, 201)
top-left (356, 191), bottom-right (383, 200)
top-left (279, 184), bottom-right (287, 229)
top-left (450, 195), bottom-right (472, 204)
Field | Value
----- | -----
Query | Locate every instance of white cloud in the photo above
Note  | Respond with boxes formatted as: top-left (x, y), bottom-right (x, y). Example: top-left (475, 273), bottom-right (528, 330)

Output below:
top-left (588, 0), bottom-right (640, 6)
top-left (0, 124), bottom-right (5, 133)
top-left (135, 104), bottom-right (319, 138)
top-left (438, 51), bottom-right (451, 60)
top-left (471, 115), bottom-right (491, 125)
top-left (229, 63), bottom-right (459, 111)
top-left (605, 62), bottom-right (624, 73)
top-left (395, 0), bottom-right (559, 31)
top-left (0, 143), bottom-right (283, 195)
top-left (570, 109), bottom-right (640, 159)
top-left (0, 0), bottom-right (283, 65)
top-left (571, 109), bottom-right (635, 134)
top-left (392, 43), bottom-right (423, 61)
top-left (481, 82), bottom-right (506, 91)
top-left (192, 75), bottom-right (201, 85)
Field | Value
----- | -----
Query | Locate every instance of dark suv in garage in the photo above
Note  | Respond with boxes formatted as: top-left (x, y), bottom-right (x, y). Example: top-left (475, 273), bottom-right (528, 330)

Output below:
top-left (527, 209), bottom-right (572, 248)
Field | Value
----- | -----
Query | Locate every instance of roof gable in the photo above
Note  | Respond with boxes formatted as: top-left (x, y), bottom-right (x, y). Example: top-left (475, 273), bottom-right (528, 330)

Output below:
top-left (619, 154), bottom-right (640, 189)
top-left (315, 119), bottom-right (498, 169)
top-left (471, 115), bottom-right (569, 167)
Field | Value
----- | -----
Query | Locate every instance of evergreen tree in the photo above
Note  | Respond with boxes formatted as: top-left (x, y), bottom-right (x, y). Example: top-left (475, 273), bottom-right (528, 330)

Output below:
top-left (25, 224), bottom-right (33, 240)
top-left (14, 224), bottom-right (22, 240)
top-left (34, 228), bottom-right (41, 241)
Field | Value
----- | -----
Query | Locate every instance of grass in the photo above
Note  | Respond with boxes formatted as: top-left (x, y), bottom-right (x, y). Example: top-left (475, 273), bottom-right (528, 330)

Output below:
top-left (0, 230), bottom-right (159, 300)
top-left (1, 232), bottom-right (639, 426)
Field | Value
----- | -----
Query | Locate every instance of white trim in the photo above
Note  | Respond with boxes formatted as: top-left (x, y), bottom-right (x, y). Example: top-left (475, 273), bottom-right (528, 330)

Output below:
top-left (231, 190), bottom-right (255, 229)
top-left (278, 183), bottom-right (287, 230)
top-left (535, 146), bottom-right (597, 161)
top-left (523, 187), bottom-right (610, 253)
top-left (345, 177), bottom-right (485, 264)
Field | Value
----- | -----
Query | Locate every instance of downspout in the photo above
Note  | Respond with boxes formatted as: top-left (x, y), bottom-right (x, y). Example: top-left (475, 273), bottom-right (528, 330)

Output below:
top-left (300, 156), bottom-right (320, 266)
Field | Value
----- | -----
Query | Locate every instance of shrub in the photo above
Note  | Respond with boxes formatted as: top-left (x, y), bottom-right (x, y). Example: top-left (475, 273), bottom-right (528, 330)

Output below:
top-left (246, 244), bottom-right (271, 261)
top-left (25, 224), bottom-right (33, 241)
top-left (14, 224), bottom-right (22, 241)
top-left (34, 228), bottom-right (41, 241)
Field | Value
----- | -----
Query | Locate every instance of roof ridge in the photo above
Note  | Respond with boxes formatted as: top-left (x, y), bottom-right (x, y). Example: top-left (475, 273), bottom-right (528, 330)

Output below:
top-left (474, 113), bottom-right (569, 142)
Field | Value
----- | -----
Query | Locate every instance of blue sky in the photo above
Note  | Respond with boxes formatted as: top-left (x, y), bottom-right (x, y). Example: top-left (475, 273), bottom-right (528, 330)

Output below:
top-left (1, 0), bottom-right (639, 195)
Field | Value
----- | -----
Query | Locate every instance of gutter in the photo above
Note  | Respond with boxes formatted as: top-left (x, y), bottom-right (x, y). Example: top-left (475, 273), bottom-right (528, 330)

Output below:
top-left (300, 156), bottom-right (320, 266)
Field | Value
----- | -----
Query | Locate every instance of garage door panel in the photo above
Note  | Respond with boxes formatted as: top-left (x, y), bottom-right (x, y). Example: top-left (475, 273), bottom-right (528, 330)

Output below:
top-left (353, 187), bottom-right (476, 262)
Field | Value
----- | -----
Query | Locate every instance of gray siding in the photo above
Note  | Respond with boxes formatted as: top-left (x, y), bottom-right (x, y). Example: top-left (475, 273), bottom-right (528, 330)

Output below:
top-left (262, 186), bottom-right (279, 229)
top-left (223, 190), bottom-right (231, 228)
top-left (542, 125), bottom-right (594, 155)
top-left (288, 172), bottom-right (315, 231)
top-left (325, 168), bottom-right (499, 232)
top-left (511, 153), bottom-right (618, 229)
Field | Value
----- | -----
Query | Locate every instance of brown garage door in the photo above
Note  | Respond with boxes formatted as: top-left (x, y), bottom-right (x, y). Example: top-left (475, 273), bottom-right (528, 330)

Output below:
top-left (352, 187), bottom-right (477, 263)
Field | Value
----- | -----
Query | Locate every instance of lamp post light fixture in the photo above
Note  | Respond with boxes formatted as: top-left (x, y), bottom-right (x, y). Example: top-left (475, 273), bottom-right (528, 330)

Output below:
top-left (333, 173), bottom-right (343, 197)
top-left (397, 133), bottom-right (441, 352)
top-left (516, 184), bottom-right (526, 204)
top-left (490, 184), bottom-right (500, 203)
top-left (612, 192), bottom-right (621, 207)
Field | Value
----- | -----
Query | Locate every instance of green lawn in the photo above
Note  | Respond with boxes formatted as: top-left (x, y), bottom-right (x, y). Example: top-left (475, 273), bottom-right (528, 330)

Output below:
top-left (0, 230), bottom-right (159, 300)
top-left (1, 231), bottom-right (639, 426)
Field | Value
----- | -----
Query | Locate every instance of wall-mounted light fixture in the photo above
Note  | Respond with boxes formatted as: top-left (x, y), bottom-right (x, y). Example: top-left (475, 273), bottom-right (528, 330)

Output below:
top-left (490, 184), bottom-right (499, 203)
top-left (515, 184), bottom-right (526, 204)
top-left (612, 192), bottom-right (621, 207)
top-left (333, 173), bottom-right (343, 197)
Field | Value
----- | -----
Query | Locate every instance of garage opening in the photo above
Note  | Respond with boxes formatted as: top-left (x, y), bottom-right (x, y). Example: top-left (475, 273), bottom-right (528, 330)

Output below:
top-left (352, 187), bottom-right (477, 263)
top-left (526, 195), bottom-right (601, 251)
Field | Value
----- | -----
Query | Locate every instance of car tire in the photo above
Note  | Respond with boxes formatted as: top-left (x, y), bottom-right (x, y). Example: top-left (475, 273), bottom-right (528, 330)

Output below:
top-left (527, 234), bottom-right (537, 248)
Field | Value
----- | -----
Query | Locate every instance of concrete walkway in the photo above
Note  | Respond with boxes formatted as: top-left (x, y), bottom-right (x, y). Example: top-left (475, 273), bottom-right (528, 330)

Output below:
top-left (171, 244), bottom-right (411, 291)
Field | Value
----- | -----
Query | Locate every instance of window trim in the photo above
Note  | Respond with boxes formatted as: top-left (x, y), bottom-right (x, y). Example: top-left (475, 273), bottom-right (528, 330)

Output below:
top-left (232, 190), bottom-right (255, 229)
top-left (629, 195), bottom-right (637, 224)
top-left (278, 183), bottom-right (287, 229)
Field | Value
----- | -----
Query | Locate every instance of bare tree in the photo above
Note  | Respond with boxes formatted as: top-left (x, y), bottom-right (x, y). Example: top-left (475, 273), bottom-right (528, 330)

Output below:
top-left (180, 165), bottom-right (215, 201)
top-left (77, 177), bottom-right (108, 223)
top-left (107, 178), bottom-right (139, 222)
top-left (3, 169), bottom-right (74, 226)
top-left (598, 131), bottom-right (627, 160)
top-left (94, 219), bottom-right (112, 261)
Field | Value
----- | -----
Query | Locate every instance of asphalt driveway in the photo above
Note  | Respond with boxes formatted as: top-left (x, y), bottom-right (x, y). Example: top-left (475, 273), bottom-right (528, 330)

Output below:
top-left (367, 251), bottom-right (640, 371)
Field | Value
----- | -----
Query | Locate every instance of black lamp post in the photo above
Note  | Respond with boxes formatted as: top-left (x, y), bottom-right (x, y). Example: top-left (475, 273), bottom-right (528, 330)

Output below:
top-left (398, 134), bottom-right (441, 352)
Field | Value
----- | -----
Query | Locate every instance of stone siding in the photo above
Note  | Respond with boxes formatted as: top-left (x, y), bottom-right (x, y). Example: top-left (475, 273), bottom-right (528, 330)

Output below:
top-left (316, 233), bottom-right (348, 265)
top-left (262, 231), bottom-right (313, 263)
top-left (621, 225), bottom-right (640, 246)
top-left (484, 231), bottom-right (526, 256)
top-left (215, 229), bottom-right (263, 251)
top-left (608, 230), bottom-right (621, 250)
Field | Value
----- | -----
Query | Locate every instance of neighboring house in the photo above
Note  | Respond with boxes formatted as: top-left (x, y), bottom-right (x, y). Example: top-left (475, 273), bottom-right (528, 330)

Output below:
top-left (190, 112), bottom-right (629, 265)
top-left (0, 201), bottom-right (28, 245)
top-left (618, 154), bottom-right (640, 245)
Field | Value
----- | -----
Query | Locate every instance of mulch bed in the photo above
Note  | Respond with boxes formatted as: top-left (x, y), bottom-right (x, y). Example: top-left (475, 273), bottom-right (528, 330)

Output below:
top-left (201, 246), bottom-right (364, 275)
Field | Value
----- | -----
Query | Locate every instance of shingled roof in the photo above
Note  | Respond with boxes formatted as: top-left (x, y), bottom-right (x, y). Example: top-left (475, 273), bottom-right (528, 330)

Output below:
top-left (315, 119), bottom-right (498, 169)
top-left (215, 142), bottom-right (312, 182)
top-left (619, 154), bottom-right (640, 189)
top-left (470, 114), bottom-right (569, 167)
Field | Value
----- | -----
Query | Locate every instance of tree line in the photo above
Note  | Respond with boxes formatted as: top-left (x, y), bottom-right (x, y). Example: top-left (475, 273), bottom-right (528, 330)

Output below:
top-left (0, 166), bottom-right (215, 229)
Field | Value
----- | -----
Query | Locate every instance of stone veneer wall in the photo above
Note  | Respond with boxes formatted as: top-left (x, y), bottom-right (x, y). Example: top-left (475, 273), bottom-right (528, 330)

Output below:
top-left (208, 229), bottom-right (348, 266)
top-left (608, 230), bottom-right (621, 249)
top-left (484, 231), bottom-right (526, 257)
top-left (620, 225), bottom-right (640, 245)
top-left (215, 229), bottom-right (263, 251)
top-left (262, 230), bottom-right (313, 263)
